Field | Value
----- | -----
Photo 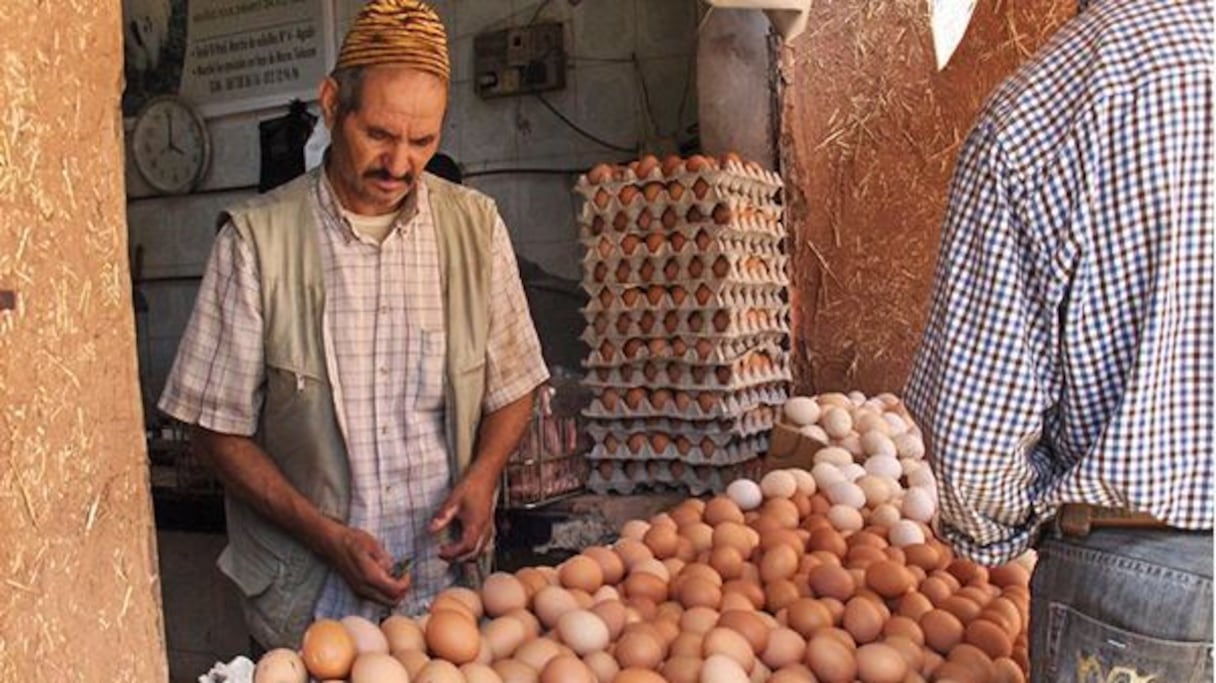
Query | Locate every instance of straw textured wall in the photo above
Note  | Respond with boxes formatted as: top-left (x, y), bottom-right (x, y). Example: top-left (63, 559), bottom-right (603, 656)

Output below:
top-left (0, 2), bottom-right (167, 680)
top-left (782, 0), bottom-right (1074, 395)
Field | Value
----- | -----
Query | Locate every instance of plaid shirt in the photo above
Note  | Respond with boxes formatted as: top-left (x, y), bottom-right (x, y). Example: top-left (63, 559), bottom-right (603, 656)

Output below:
top-left (905, 0), bottom-right (1212, 565)
top-left (159, 170), bottom-right (548, 620)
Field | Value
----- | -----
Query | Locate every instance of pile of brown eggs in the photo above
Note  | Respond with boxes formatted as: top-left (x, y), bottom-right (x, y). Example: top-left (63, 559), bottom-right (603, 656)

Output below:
top-left (578, 154), bottom-right (792, 495)
top-left (256, 465), bottom-right (1030, 683)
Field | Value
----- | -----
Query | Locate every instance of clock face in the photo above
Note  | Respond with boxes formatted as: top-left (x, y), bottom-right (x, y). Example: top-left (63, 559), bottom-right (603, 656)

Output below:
top-left (131, 96), bottom-right (211, 194)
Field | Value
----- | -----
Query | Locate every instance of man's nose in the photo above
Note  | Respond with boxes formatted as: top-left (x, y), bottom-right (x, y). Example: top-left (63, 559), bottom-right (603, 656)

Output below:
top-left (383, 145), bottom-right (413, 179)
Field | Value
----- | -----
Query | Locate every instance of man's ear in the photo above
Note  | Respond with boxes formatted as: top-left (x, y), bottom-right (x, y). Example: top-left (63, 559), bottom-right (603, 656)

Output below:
top-left (318, 77), bottom-right (340, 130)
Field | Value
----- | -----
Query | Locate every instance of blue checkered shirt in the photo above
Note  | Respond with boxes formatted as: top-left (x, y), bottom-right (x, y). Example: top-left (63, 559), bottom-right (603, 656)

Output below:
top-left (905, 0), bottom-right (1212, 565)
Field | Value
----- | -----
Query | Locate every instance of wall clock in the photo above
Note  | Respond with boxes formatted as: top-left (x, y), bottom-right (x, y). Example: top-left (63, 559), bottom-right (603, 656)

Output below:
top-left (130, 95), bottom-right (212, 195)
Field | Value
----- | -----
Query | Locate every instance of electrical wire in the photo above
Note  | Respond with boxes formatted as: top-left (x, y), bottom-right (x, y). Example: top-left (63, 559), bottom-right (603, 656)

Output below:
top-left (534, 93), bottom-right (638, 154)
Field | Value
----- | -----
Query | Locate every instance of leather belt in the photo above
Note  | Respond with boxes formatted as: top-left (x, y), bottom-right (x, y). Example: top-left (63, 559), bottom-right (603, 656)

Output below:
top-left (1057, 503), bottom-right (1171, 537)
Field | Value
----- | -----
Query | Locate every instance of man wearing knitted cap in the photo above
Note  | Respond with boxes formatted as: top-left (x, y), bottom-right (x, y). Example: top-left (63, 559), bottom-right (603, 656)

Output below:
top-left (159, 0), bottom-right (549, 648)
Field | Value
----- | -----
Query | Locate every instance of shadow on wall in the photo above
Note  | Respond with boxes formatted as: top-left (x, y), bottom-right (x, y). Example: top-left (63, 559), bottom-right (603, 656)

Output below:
top-left (518, 256), bottom-right (589, 372)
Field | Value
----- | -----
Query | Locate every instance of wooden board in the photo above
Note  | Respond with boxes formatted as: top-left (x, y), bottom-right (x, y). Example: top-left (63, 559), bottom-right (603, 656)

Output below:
top-left (781, 0), bottom-right (1075, 395)
top-left (0, 2), bottom-right (168, 680)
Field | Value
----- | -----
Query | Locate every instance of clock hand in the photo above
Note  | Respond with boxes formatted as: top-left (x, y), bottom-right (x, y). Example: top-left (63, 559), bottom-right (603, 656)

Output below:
top-left (166, 112), bottom-right (183, 154)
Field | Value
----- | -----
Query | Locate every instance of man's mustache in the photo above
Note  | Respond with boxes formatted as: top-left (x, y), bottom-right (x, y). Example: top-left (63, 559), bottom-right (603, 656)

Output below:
top-left (365, 168), bottom-right (413, 184)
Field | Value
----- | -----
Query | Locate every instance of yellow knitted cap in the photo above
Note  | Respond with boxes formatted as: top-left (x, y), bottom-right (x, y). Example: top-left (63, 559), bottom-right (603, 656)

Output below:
top-left (335, 0), bottom-right (449, 81)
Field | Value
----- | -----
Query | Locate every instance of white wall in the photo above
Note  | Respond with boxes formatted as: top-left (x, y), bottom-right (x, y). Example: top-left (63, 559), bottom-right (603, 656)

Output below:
top-left (128, 0), bottom-right (700, 418)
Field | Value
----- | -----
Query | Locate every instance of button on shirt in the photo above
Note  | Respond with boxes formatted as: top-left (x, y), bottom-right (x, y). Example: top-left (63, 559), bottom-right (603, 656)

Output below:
top-left (159, 170), bottom-right (549, 621)
top-left (904, 0), bottom-right (1212, 565)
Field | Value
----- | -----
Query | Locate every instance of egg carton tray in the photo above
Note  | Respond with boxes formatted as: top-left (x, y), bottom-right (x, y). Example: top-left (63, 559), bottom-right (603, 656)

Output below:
top-left (588, 431), bottom-right (769, 465)
top-left (586, 332), bottom-right (788, 366)
top-left (582, 229), bottom-right (785, 264)
top-left (585, 405), bottom-right (776, 438)
top-left (583, 381), bottom-right (789, 421)
top-left (581, 251), bottom-right (789, 289)
top-left (581, 211), bottom-right (784, 244)
top-left (585, 339), bottom-right (784, 370)
top-left (579, 307), bottom-right (791, 341)
top-left (586, 454), bottom-right (765, 496)
top-left (580, 199), bottom-right (783, 240)
top-left (575, 162), bottom-right (782, 202)
top-left (583, 355), bottom-right (790, 392)
top-left (580, 196), bottom-right (782, 237)
top-left (584, 283), bottom-right (787, 315)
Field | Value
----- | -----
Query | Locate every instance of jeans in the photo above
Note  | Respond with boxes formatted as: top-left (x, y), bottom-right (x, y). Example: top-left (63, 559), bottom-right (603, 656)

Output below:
top-left (1030, 526), bottom-right (1213, 683)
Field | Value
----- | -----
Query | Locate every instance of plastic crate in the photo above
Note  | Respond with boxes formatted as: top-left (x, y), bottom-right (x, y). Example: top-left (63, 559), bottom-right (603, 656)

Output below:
top-left (502, 381), bottom-right (592, 509)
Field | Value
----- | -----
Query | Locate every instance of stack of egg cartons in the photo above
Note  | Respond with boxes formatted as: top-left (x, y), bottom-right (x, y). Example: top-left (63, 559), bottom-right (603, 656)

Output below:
top-left (576, 153), bottom-right (791, 495)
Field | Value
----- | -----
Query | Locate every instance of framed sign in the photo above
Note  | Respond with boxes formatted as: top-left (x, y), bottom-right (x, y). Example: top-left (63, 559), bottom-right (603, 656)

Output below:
top-left (122, 0), bottom-right (336, 119)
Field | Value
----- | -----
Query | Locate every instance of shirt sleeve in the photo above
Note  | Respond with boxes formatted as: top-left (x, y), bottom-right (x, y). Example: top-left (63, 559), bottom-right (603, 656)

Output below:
top-left (903, 120), bottom-right (1059, 566)
top-left (481, 214), bottom-right (550, 413)
top-left (157, 221), bottom-right (266, 436)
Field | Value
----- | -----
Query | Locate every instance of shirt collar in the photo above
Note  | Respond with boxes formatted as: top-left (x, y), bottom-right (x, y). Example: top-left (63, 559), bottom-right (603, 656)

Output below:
top-left (314, 160), bottom-right (427, 244)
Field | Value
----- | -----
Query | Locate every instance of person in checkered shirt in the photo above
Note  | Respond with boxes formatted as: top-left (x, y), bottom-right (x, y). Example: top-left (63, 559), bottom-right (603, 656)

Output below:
top-left (905, 0), bottom-right (1211, 679)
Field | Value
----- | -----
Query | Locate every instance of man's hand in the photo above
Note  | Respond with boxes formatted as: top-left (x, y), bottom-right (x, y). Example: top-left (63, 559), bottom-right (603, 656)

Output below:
top-left (322, 525), bottom-right (411, 606)
top-left (430, 474), bottom-right (496, 563)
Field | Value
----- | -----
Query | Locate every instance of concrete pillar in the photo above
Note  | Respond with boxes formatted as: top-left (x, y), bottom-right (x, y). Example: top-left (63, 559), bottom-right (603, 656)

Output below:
top-left (0, 2), bottom-right (168, 680)
top-left (696, 9), bottom-right (777, 169)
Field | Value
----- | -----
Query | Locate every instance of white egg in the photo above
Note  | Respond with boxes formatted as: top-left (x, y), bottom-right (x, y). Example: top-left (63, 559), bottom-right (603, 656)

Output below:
top-left (800, 424), bottom-right (830, 444)
top-left (864, 455), bottom-right (903, 480)
top-left (868, 503), bottom-right (901, 528)
top-left (838, 433), bottom-right (864, 457)
top-left (760, 469), bottom-right (798, 499)
top-left (901, 487), bottom-right (936, 523)
top-left (825, 481), bottom-right (866, 509)
top-left (908, 466), bottom-right (936, 489)
top-left (342, 615), bottom-right (390, 655)
top-left (839, 463), bottom-right (867, 482)
top-left (782, 396), bottom-right (820, 427)
top-left (827, 504), bottom-right (865, 533)
top-left (726, 478), bottom-right (764, 511)
top-left (813, 446), bottom-right (853, 467)
top-left (787, 468), bottom-right (817, 496)
top-left (856, 475), bottom-right (894, 507)
top-left (254, 649), bottom-right (308, 683)
top-left (893, 434), bottom-right (926, 461)
top-left (847, 391), bottom-right (868, 406)
top-left (884, 412), bottom-right (910, 436)
top-left (821, 407), bottom-right (854, 439)
top-left (810, 463), bottom-right (845, 490)
top-left (860, 430), bottom-right (897, 458)
top-left (899, 457), bottom-right (923, 477)
top-left (889, 519), bottom-right (927, 546)
top-left (853, 410), bottom-right (891, 436)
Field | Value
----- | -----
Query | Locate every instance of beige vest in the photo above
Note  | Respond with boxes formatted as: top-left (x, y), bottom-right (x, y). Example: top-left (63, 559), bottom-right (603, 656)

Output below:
top-left (215, 170), bottom-right (496, 647)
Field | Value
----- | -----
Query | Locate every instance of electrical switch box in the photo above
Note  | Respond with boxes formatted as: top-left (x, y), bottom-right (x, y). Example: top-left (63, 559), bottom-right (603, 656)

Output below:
top-left (473, 22), bottom-right (566, 99)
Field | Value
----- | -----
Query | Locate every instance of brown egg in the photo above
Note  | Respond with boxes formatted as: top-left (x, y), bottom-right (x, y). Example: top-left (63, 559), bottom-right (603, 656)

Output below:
top-left (482, 572), bottom-right (530, 617)
top-left (988, 562), bottom-right (1030, 588)
top-left (717, 610), bottom-right (770, 654)
top-left (722, 580), bottom-right (765, 610)
top-left (539, 654), bottom-right (596, 683)
top-left (413, 659), bottom-right (465, 683)
top-left (583, 546), bottom-right (626, 585)
top-left (643, 524), bottom-right (680, 559)
top-left (615, 539), bottom-right (654, 570)
top-left (380, 616), bottom-right (425, 654)
top-left (920, 608), bottom-right (965, 654)
top-left (659, 656), bottom-right (702, 683)
top-left (704, 497), bottom-right (745, 526)
top-left (947, 643), bottom-right (998, 682)
top-left (808, 564), bottom-right (855, 602)
top-left (758, 627), bottom-right (805, 670)
top-left (462, 662), bottom-right (503, 683)
top-left (781, 598), bottom-right (830, 638)
top-left (702, 627), bottom-right (755, 673)
top-left (677, 575), bottom-right (722, 610)
top-left (426, 609), bottom-right (481, 665)
top-left (493, 659), bottom-right (539, 683)
top-left (612, 668), bottom-right (666, 683)
top-left (301, 619), bottom-right (357, 680)
top-left (559, 555), bottom-right (605, 594)
top-left (350, 653), bottom-right (410, 683)
top-left (254, 648), bottom-right (308, 683)
top-left (393, 649), bottom-right (430, 679)
top-left (841, 596), bottom-right (885, 644)
top-left (583, 651), bottom-right (619, 683)
top-left (808, 529), bottom-right (847, 558)
top-left (919, 576), bottom-right (954, 606)
top-left (964, 618), bottom-right (1014, 658)
top-left (805, 634), bottom-right (856, 683)
top-left (992, 657), bottom-right (1026, 683)
top-left (854, 643), bottom-right (907, 683)
top-left (866, 561), bottom-right (916, 599)
top-left (940, 595), bottom-right (983, 623)
top-left (615, 631), bottom-right (665, 669)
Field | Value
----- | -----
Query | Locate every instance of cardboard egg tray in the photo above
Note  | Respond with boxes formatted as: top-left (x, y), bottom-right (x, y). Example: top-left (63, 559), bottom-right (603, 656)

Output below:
top-left (583, 230), bottom-right (785, 263)
top-left (586, 453), bottom-right (765, 496)
top-left (582, 251), bottom-right (789, 288)
top-left (578, 306), bottom-right (790, 341)
top-left (585, 405), bottom-right (775, 439)
top-left (588, 431), bottom-right (769, 466)
top-left (585, 340), bottom-right (784, 372)
top-left (585, 283), bottom-right (787, 315)
top-left (583, 381), bottom-right (789, 421)
top-left (575, 163), bottom-right (782, 205)
top-left (583, 353), bottom-right (790, 392)
top-left (579, 198), bottom-right (783, 240)
top-left (586, 332), bottom-right (788, 367)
